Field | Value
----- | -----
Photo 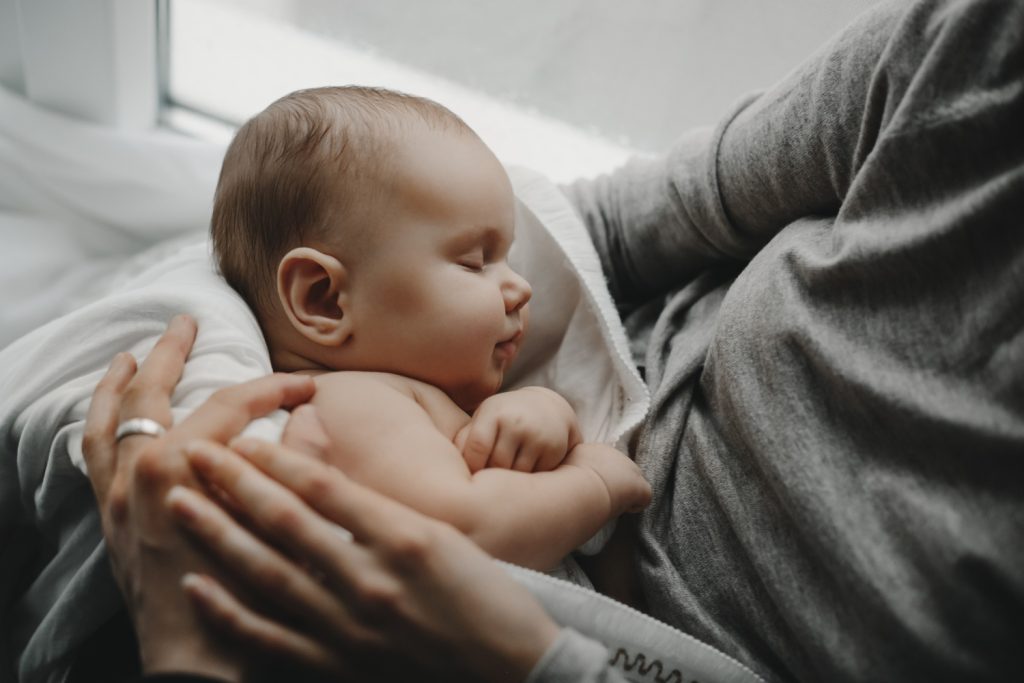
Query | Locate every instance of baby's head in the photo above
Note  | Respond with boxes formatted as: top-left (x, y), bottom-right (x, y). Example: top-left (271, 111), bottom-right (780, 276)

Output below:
top-left (212, 86), bottom-right (531, 410)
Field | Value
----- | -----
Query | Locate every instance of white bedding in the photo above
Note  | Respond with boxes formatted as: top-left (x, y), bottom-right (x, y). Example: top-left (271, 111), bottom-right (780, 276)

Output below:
top-left (0, 85), bottom-right (760, 683)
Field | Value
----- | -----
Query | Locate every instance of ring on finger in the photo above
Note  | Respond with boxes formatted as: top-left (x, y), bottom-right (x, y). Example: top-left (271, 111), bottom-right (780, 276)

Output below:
top-left (115, 417), bottom-right (167, 442)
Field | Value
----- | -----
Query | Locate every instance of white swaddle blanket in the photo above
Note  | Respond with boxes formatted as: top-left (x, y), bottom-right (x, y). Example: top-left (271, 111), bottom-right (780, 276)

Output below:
top-left (0, 86), bottom-right (761, 683)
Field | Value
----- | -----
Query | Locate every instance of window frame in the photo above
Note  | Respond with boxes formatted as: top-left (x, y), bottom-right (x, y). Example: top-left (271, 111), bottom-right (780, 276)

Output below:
top-left (0, 0), bottom-right (159, 128)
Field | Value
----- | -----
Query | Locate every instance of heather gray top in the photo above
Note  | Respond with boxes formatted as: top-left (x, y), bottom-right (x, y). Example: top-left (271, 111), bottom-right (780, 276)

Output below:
top-left (535, 0), bottom-right (1024, 681)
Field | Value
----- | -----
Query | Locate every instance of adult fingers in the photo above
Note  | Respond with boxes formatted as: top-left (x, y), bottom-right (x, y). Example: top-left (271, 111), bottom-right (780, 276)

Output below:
top-left (228, 437), bottom-right (435, 551)
top-left (82, 352), bottom-right (138, 504)
top-left (119, 315), bottom-right (197, 435)
top-left (174, 374), bottom-right (316, 445)
top-left (166, 484), bottom-right (358, 634)
top-left (182, 573), bottom-right (348, 679)
top-left (180, 441), bottom-right (386, 583)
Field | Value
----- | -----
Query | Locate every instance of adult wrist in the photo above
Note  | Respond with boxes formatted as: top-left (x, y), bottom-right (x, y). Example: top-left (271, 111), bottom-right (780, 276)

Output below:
top-left (137, 675), bottom-right (235, 683)
top-left (137, 624), bottom-right (242, 683)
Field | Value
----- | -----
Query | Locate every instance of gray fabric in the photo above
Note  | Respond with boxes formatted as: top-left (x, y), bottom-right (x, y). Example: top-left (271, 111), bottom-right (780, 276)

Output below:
top-left (555, 0), bottom-right (1024, 681)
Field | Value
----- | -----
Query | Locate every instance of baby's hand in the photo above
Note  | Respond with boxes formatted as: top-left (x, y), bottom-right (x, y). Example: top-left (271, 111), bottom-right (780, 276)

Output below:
top-left (455, 387), bottom-right (582, 473)
top-left (564, 444), bottom-right (651, 516)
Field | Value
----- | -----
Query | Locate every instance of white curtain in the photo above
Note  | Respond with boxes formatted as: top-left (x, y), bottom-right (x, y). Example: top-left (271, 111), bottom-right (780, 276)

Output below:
top-left (0, 84), bottom-right (221, 348)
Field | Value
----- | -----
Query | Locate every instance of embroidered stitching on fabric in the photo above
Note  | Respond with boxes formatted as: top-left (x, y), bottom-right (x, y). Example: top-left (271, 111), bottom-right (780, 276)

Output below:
top-left (609, 648), bottom-right (685, 683)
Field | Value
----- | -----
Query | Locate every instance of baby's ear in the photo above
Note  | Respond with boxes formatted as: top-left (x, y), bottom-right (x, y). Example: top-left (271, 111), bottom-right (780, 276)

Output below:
top-left (277, 247), bottom-right (352, 346)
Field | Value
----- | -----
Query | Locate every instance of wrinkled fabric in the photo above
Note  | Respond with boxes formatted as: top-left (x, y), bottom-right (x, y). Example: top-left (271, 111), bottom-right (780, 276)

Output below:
top-left (562, 0), bottom-right (1024, 681)
top-left (0, 99), bottom-right (654, 679)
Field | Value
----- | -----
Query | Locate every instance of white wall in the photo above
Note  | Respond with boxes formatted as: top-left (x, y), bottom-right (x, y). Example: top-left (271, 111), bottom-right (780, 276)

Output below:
top-left (213, 0), bottom-right (879, 152)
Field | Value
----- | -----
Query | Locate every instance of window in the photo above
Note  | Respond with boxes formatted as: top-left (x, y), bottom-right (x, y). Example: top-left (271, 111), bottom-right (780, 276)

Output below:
top-left (162, 0), bottom-right (878, 181)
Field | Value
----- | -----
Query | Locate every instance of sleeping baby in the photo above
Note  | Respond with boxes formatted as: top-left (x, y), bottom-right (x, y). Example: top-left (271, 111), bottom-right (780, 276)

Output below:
top-left (209, 85), bottom-right (651, 573)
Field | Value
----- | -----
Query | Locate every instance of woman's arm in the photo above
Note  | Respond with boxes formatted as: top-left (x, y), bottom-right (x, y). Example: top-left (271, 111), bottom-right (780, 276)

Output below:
top-left (563, 1), bottom-right (907, 311)
top-left (82, 314), bottom-right (317, 680)
top-left (84, 317), bottom-right (629, 682)
top-left (172, 436), bottom-right (565, 680)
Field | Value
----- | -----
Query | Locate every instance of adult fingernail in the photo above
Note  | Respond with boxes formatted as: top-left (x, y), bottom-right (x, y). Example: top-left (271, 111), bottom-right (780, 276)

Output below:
top-left (166, 486), bottom-right (197, 521)
top-left (183, 440), bottom-right (217, 468)
top-left (230, 437), bottom-right (256, 456)
top-left (285, 373), bottom-right (315, 389)
top-left (181, 572), bottom-right (210, 597)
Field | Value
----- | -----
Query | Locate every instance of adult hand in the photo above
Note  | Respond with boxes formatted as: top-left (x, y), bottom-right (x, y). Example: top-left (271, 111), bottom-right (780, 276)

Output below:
top-left (82, 314), bottom-right (316, 679)
top-left (167, 431), bottom-right (562, 682)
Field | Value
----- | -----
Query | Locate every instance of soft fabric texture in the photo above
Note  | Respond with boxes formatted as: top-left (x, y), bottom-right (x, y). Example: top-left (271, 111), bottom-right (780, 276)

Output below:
top-left (560, 0), bottom-right (1024, 681)
top-left (505, 562), bottom-right (762, 683)
top-left (6, 0), bottom-right (1021, 680)
top-left (1, 80), bottom-right (759, 683)
top-left (0, 169), bottom-right (646, 682)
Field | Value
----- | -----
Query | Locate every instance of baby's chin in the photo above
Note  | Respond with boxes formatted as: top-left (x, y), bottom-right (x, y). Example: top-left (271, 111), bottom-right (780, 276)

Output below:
top-left (449, 375), bottom-right (504, 414)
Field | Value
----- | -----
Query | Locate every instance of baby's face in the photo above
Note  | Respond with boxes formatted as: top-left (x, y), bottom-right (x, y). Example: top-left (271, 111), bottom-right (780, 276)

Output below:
top-left (343, 126), bottom-right (531, 412)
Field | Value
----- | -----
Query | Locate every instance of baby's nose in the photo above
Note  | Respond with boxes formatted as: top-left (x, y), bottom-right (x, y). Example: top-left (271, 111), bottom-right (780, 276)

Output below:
top-left (504, 268), bottom-right (532, 313)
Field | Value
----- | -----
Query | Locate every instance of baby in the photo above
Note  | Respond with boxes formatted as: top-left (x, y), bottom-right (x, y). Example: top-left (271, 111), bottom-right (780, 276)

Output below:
top-left (210, 86), bottom-right (650, 572)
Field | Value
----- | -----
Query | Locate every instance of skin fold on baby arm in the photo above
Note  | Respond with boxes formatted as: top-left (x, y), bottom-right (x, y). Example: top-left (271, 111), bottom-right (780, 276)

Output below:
top-left (306, 371), bottom-right (651, 571)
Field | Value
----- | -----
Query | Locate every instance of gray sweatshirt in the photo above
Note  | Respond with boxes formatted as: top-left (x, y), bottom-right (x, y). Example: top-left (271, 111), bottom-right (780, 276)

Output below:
top-left (535, 0), bottom-right (1024, 681)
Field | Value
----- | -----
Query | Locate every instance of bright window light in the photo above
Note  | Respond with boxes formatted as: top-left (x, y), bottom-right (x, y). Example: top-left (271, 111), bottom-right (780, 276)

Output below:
top-left (166, 0), bottom-right (639, 182)
top-left (165, 0), bottom-right (878, 182)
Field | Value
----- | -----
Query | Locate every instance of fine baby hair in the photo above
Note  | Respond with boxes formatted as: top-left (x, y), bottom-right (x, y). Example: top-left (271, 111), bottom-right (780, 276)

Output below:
top-left (211, 85), bottom-right (473, 323)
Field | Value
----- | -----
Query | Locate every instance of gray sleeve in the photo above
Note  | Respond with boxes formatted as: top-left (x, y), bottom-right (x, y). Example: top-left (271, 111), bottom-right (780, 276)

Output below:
top-left (524, 629), bottom-right (627, 683)
top-left (563, 0), bottom-right (905, 309)
top-left (564, 0), bottom-right (1024, 679)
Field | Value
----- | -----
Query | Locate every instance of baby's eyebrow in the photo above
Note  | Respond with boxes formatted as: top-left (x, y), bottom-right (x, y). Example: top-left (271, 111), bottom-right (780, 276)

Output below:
top-left (448, 225), bottom-right (508, 249)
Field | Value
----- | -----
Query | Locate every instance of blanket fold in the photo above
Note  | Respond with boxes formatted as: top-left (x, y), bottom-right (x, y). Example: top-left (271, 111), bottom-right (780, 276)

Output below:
top-left (0, 85), bottom-right (754, 683)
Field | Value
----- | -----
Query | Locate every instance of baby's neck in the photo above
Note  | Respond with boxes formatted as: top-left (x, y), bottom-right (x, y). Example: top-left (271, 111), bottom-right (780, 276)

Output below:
top-left (269, 345), bottom-right (330, 374)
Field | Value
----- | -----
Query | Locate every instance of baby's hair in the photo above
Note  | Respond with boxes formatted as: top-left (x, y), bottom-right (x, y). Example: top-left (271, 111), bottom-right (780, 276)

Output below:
top-left (211, 85), bottom-right (472, 321)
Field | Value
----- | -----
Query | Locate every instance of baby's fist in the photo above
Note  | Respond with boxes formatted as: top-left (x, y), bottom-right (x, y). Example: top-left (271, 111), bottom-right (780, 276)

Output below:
top-left (455, 387), bottom-right (581, 473)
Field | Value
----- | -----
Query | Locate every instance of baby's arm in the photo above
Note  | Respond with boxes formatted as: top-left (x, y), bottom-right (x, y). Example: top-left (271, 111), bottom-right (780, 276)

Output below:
top-left (467, 442), bottom-right (650, 568)
top-left (309, 373), bottom-right (650, 571)
top-left (456, 386), bottom-right (582, 473)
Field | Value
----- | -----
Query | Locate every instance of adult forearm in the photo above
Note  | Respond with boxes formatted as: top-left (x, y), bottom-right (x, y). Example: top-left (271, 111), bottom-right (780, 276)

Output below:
top-left (564, 0), bottom-right (909, 308)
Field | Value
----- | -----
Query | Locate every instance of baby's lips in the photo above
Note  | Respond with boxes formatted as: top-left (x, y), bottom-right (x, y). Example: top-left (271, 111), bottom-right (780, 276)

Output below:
top-left (494, 339), bottom-right (519, 360)
top-left (494, 329), bottom-right (523, 360)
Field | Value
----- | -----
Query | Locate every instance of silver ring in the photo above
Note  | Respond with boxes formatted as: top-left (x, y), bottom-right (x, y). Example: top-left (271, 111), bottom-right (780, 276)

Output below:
top-left (115, 418), bottom-right (167, 442)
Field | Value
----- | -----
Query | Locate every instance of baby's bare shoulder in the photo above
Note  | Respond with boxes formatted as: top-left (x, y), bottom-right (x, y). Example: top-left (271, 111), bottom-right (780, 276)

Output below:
top-left (309, 371), bottom-right (467, 437)
top-left (312, 370), bottom-right (418, 398)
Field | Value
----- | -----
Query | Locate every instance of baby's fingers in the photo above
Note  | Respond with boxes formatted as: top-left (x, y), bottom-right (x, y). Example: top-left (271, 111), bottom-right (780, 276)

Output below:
top-left (532, 442), bottom-right (569, 473)
top-left (458, 416), bottom-right (498, 473)
top-left (510, 442), bottom-right (541, 473)
top-left (485, 425), bottom-right (520, 470)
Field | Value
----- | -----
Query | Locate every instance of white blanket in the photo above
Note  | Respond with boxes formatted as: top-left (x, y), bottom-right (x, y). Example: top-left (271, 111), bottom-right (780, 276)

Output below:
top-left (0, 85), bottom-right (759, 683)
